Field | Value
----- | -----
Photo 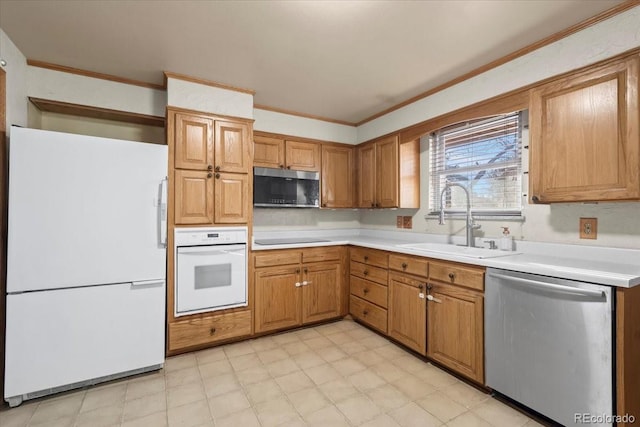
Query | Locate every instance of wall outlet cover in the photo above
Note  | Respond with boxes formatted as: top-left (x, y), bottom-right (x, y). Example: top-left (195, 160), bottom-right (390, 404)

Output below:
top-left (579, 217), bottom-right (597, 239)
top-left (403, 216), bottom-right (413, 229)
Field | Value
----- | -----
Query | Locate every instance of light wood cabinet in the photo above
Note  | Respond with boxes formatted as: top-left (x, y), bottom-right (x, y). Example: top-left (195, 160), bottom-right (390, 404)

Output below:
top-left (174, 169), bottom-right (214, 225)
top-left (321, 145), bottom-right (355, 208)
top-left (426, 260), bottom-right (484, 383)
top-left (349, 247), bottom-right (390, 333)
top-left (254, 247), bottom-right (346, 334)
top-left (214, 172), bottom-right (249, 224)
top-left (174, 113), bottom-right (214, 171)
top-left (529, 54), bottom-right (640, 203)
top-left (388, 273), bottom-right (427, 355)
top-left (253, 133), bottom-right (320, 172)
top-left (356, 135), bottom-right (419, 208)
top-left (169, 108), bottom-right (251, 226)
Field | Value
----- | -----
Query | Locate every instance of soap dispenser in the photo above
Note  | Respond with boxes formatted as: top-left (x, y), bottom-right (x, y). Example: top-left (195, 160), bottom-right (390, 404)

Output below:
top-left (500, 227), bottom-right (512, 251)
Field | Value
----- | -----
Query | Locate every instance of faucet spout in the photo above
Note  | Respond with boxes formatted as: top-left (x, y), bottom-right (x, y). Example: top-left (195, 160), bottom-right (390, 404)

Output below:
top-left (438, 183), bottom-right (480, 247)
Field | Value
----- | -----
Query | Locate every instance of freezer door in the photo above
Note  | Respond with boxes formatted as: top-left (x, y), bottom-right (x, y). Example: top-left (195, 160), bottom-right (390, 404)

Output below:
top-left (4, 281), bottom-right (165, 399)
top-left (7, 127), bottom-right (168, 293)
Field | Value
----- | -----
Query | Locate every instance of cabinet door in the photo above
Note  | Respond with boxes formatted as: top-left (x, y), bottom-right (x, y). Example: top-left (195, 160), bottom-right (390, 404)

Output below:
top-left (215, 120), bottom-right (250, 173)
top-left (255, 266), bottom-right (302, 333)
top-left (254, 135), bottom-right (285, 169)
top-left (356, 144), bottom-right (376, 208)
top-left (174, 169), bottom-right (213, 225)
top-left (302, 262), bottom-right (341, 324)
top-left (321, 145), bottom-right (354, 208)
top-left (214, 173), bottom-right (249, 224)
top-left (530, 55), bottom-right (639, 203)
top-left (285, 140), bottom-right (320, 171)
top-left (376, 136), bottom-right (399, 208)
top-left (427, 283), bottom-right (483, 383)
top-left (174, 113), bottom-right (214, 171)
top-left (388, 273), bottom-right (426, 355)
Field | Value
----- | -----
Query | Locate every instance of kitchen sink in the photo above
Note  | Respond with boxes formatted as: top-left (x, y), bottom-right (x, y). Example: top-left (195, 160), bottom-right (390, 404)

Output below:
top-left (397, 242), bottom-right (518, 259)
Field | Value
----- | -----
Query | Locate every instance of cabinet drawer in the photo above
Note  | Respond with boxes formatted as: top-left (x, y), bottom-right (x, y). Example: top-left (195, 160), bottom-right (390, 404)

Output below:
top-left (254, 250), bottom-right (301, 268)
top-left (429, 261), bottom-right (485, 291)
top-left (303, 246), bottom-right (342, 263)
top-left (350, 247), bottom-right (388, 268)
top-left (168, 310), bottom-right (252, 352)
top-left (350, 261), bottom-right (388, 286)
top-left (389, 254), bottom-right (428, 277)
top-left (350, 295), bottom-right (387, 334)
top-left (350, 276), bottom-right (388, 308)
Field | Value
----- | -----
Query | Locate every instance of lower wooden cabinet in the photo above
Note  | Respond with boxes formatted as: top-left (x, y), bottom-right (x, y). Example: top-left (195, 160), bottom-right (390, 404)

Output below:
top-left (350, 295), bottom-right (388, 334)
top-left (388, 273), bottom-right (427, 355)
top-left (168, 309), bottom-right (252, 353)
top-left (254, 247), bottom-right (346, 334)
top-left (427, 282), bottom-right (484, 383)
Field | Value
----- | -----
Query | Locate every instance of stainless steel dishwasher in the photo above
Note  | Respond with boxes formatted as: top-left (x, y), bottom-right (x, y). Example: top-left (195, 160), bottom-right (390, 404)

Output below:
top-left (485, 268), bottom-right (613, 427)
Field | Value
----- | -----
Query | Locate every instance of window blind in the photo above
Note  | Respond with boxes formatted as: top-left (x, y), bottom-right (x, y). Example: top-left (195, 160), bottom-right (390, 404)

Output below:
top-left (429, 111), bottom-right (523, 215)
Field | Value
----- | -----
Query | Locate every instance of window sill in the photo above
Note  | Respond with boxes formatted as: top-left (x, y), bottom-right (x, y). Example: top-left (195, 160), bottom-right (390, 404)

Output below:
top-left (426, 213), bottom-right (525, 222)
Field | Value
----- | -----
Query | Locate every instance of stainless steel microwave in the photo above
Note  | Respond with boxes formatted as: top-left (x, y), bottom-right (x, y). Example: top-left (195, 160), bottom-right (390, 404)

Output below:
top-left (253, 167), bottom-right (320, 208)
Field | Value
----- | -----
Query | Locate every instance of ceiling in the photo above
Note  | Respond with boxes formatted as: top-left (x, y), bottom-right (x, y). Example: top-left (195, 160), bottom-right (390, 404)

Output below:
top-left (0, 0), bottom-right (627, 124)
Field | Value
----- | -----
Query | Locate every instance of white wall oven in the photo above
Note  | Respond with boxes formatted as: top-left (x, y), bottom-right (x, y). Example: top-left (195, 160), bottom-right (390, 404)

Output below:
top-left (174, 227), bottom-right (247, 317)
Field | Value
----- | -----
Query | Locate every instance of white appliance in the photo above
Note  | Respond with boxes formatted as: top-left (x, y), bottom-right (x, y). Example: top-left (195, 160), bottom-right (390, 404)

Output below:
top-left (4, 127), bottom-right (168, 407)
top-left (174, 227), bottom-right (247, 317)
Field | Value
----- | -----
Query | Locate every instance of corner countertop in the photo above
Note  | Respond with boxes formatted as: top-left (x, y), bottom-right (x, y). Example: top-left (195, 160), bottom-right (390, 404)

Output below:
top-left (252, 228), bottom-right (640, 288)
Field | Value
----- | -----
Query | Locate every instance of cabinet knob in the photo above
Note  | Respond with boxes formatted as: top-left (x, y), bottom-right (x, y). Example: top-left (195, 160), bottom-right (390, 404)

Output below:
top-left (363, 310), bottom-right (369, 316)
top-left (296, 268), bottom-right (300, 274)
top-left (303, 267), bottom-right (308, 274)
top-left (287, 166), bottom-right (291, 169)
top-left (448, 272), bottom-right (456, 281)
top-left (427, 284), bottom-right (432, 291)
top-left (418, 284), bottom-right (424, 290)
top-left (402, 263), bottom-right (407, 270)
top-left (209, 327), bottom-right (216, 335)
top-left (207, 172), bottom-right (213, 178)
top-left (215, 173), bottom-right (221, 179)
top-left (215, 165), bottom-right (221, 172)
top-left (322, 203), bottom-right (327, 208)
top-left (364, 256), bottom-right (369, 261)
top-left (363, 270), bottom-right (369, 276)
top-left (279, 164), bottom-right (284, 169)
top-left (207, 165), bottom-right (213, 170)
top-left (532, 195), bottom-right (540, 203)
top-left (370, 203), bottom-right (375, 207)
top-left (363, 288), bottom-right (369, 294)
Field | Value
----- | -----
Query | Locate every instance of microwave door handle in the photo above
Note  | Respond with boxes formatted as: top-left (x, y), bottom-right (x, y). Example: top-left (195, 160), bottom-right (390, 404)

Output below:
top-left (159, 177), bottom-right (168, 247)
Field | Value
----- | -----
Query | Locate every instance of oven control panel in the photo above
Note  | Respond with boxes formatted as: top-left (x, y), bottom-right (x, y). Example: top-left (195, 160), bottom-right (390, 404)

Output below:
top-left (174, 227), bottom-right (248, 246)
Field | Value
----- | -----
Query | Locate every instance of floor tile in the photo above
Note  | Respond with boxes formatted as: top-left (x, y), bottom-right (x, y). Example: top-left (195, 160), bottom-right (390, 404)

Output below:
top-left (28, 393), bottom-right (83, 425)
top-left (352, 349), bottom-right (386, 366)
top-left (332, 357), bottom-right (367, 377)
top-left (214, 407), bottom-right (260, 427)
top-left (335, 393), bottom-right (381, 425)
top-left (361, 413), bottom-right (403, 427)
top-left (317, 345), bottom-right (348, 363)
top-left (348, 370), bottom-right (386, 391)
top-left (265, 358), bottom-right (301, 377)
top-left (257, 348), bottom-right (290, 364)
top-left (294, 327), bottom-right (323, 340)
top-left (80, 383), bottom-right (126, 412)
top-left (167, 382), bottom-right (206, 408)
top-left (235, 365), bottom-right (271, 386)
top-left (0, 402), bottom-right (39, 427)
top-left (254, 396), bottom-right (298, 427)
top-left (228, 352), bottom-right (261, 372)
top-left (208, 389), bottom-right (250, 419)
top-left (414, 364), bottom-right (460, 389)
top-left (223, 340), bottom-right (255, 358)
top-left (120, 410), bottom-right (167, 427)
top-left (366, 383), bottom-right (412, 411)
top-left (318, 378), bottom-right (360, 403)
top-left (164, 353), bottom-right (197, 372)
top-left (292, 351), bottom-right (326, 369)
top-left (304, 336), bottom-right (334, 350)
top-left (392, 375), bottom-right (436, 400)
top-left (272, 331), bottom-right (302, 345)
top-left (282, 340), bottom-right (312, 355)
top-left (122, 391), bottom-right (167, 422)
top-left (305, 363), bottom-right (343, 385)
top-left (74, 403), bottom-right (123, 427)
top-left (244, 379), bottom-right (284, 405)
top-left (417, 392), bottom-right (467, 423)
top-left (288, 387), bottom-right (331, 416)
top-left (166, 366), bottom-right (201, 388)
top-left (275, 371), bottom-right (315, 395)
top-left (442, 382), bottom-right (490, 409)
top-left (447, 411), bottom-right (493, 427)
top-left (202, 372), bottom-right (241, 398)
top-left (167, 399), bottom-right (211, 427)
top-left (194, 346), bottom-right (227, 365)
top-left (388, 401), bottom-right (441, 427)
top-left (198, 359), bottom-right (233, 379)
top-left (370, 361), bottom-right (410, 383)
top-left (304, 405), bottom-right (350, 427)
top-left (473, 399), bottom-right (530, 427)
top-left (327, 331), bottom-right (354, 345)
top-left (126, 375), bottom-right (166, 401)
top-left (250, 336), bottom-right (279, 352)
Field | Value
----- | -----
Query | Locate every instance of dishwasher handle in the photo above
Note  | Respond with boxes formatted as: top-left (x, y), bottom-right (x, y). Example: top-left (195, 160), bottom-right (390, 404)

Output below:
top-left (489, 272), bottom-right (606, 299)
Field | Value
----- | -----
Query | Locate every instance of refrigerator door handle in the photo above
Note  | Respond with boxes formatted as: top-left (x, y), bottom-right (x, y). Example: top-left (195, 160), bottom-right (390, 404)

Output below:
top-left (159, 177), bottom-right (168, 247)
top-left (131, 279), bottom-right (165, 288)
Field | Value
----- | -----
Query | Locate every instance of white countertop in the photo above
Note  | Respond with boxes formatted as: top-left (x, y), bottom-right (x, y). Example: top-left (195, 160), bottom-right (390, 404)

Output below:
top-left (252, 228), bottom-right (640, 288)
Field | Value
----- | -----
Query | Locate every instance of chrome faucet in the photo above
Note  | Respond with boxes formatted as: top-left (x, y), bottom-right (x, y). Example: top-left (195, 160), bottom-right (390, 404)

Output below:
top-left (438, 183), bottom-right (481, 247)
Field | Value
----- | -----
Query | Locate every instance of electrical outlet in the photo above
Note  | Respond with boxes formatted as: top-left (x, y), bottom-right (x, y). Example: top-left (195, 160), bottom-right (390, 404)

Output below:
top-left (580, 217), bottom-right (597, 239)
top-left (396, 216), bottom-right (403, 228)
top-left (403, 216), bottom-right (413, 229)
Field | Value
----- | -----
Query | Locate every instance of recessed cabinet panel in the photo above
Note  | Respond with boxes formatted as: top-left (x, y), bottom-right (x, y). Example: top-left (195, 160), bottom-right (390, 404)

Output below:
top-left (254, 135), bottom-right (285, 168)
top-left (388, 273), bottom-right (426, 355)
top-left (285, 140), bottom-right (320, 171)
top-left (215, 121), bottom-right (250, 173)
top-left (357, 144), bottom-right (376, 208)
top-left (174, 114), bottom-right (214, 170)
top-left (174, 169), bottom-right (213, 225)
top-left (255, 267), bottom-right (302, 333)
top-left (214, 173), bottom-right (249, 224)
top-left (375, 136), bottom-right (399, 208)
top-left (321, 145), bottom-right (354, 208)
top-left (302, 262), bottom-right (341, 323)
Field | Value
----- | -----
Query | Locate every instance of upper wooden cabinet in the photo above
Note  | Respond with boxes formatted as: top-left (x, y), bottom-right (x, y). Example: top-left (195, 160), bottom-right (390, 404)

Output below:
top-left (357, 135), bottom-right (419, 208)
top-left (253, 133), bottom-right (320, 172)
top-left (214, 172), bottom-right (249, 224)
top-left (529, 54), bottom-right (640, 203)
top-left (171, 110), bottom-right (250, 174)
top-left (321, 145), bottom-right (355, 208)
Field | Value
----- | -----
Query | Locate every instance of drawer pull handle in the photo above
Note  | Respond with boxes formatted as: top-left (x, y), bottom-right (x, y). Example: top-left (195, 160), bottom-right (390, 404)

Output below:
top-left (210, 328), bottom-right (216, 335)
top-left (364, 256), bottom-right (369, 261)
top-left (363, 288), bottom-right (369, 294)
top-left (303, 267), bottom-right (308, 274)
top-left (363, 270), bottom-right (369, 276)
top-left (295, 282), bottom-right (302, 287)
top-left (363, 310), bottom-right (369, 316)
top-left (448, 272), bottom-right (456, 280)
top-left (402, 263), bottom-right (408, 270)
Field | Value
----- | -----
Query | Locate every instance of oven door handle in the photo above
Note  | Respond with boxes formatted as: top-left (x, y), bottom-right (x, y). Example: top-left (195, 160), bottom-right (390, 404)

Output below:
top-left (177, 244), bottom-right (246, 255)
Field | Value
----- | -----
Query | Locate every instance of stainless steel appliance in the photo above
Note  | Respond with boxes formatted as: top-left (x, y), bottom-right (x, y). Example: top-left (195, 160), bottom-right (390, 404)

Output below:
top-left (485, 268), bottom-right (613, 426)
top-left (174, 227), bottom-right (248, 317)
top-left (253, 167), bottom-right (320, 207)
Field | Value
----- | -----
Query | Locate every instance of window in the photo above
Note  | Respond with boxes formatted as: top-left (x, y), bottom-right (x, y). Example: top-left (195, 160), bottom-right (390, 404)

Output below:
top-left (429, 111), bottom-right (523, 216)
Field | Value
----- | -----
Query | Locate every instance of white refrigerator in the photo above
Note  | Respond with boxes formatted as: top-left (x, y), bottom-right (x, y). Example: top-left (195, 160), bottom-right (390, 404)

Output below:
top-left (4, 127), bottom-right (168, 407)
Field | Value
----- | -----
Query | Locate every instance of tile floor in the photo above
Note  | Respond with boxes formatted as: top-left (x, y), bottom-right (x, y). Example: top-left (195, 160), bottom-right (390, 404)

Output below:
top-left (0, 319), bottom-right (543, 427)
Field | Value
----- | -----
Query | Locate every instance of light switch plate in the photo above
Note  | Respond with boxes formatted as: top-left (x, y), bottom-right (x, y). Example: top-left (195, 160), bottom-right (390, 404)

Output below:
top-left (403, 216), bottom-right (413, 229)
top-left (580, 217), bottom-right (597, 239)
top-left (396, 216), bottom-right (403, 228)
